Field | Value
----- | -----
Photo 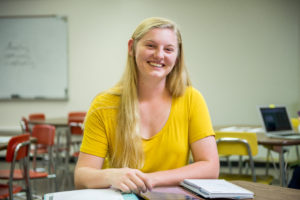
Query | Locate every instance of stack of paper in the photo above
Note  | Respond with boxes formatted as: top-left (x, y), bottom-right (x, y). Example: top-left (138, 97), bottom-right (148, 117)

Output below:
top-left (180, 179), bottom-right (254, 199)
top-left (44, 189), bottom-right (124, 200)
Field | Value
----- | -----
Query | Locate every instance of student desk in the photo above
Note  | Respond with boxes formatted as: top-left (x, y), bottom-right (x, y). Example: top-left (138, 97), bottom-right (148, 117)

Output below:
top-left (44, 181), bottom-right (300, 200)
top-left (256, 132), bottom-right (300, 187)
top-left (231, 180), bottom-right (299, 200)
top-left (0, 136), bottom-right (37, 151)
top-left (215, 125), bottom-right (300, 187)
top-left (28, 117), bottom-right (70, 127)
top-left (139, 181), bottom-right (300, 199)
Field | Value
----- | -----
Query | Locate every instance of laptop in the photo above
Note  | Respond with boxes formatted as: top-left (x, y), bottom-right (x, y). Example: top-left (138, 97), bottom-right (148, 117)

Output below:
top-left (258, 106), bottom-right (300, 139)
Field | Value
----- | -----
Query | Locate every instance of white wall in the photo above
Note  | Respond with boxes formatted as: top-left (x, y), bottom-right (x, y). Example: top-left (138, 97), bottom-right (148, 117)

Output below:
top-left (0, 0), bottom-right (299, 132)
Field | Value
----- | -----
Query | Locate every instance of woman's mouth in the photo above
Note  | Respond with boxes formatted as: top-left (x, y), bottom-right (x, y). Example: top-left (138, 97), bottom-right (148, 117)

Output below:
top-left (148, 62), bottom-right (164, 68)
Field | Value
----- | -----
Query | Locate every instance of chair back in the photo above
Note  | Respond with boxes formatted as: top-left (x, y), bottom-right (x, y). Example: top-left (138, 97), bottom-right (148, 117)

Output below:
top-left (6, 134), bottom-right (30, 162)
top-left (291, 118), bottom-right (300, 132)
top-left (215, 131), bottom-right (274, 184)
top-left (31, 125), bottom-right (55, 146)
top-left (68, 112), bottom-right (86, 119)
top-left (3, 134), bottom-right (32, 199)
top-left (68, 112), bottom-right (86, 135)
top-left (28, 113), bottom-right (45, 121)
top-left (215, 131), bottom-right (258, 156)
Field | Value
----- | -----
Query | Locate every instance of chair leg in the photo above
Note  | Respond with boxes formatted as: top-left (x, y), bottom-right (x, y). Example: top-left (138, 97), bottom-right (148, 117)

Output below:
top-left (8, 181), bottom-right (13, 200)
top-left (238, 156), bottom-right (243, 174)
top-left (23, 158), bottom-right (32, 200)
top-left (266, 149), bottom-right (270, 176)
top-left (296, 145), bottom-right (300, 161)
top-left (226, 156), bottom-right (232, 174)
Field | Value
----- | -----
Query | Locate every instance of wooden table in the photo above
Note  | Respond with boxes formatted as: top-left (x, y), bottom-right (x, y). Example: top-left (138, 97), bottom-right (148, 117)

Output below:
top-left (232, 180), bottom-right (300, 200)
top-left (145, 181), bottom-right (300, 199)
top-left (44, 181), bottom-right (300, 200)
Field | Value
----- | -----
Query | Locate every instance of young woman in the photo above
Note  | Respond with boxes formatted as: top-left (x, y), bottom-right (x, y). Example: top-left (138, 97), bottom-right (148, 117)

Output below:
top-left (74, 17), bottom-right (219, 194)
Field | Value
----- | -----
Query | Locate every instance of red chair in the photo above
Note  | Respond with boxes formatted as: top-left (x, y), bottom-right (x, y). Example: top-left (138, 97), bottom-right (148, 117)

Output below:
top-left (68, 111), bottom-right (86, 158)
top-left (20, 116), bottom-right (49, 163)
top-left (68, 112), bottom-right (86, 135)
top-left (30, 124), bottom-right (57, 192)
top-left (59, 112), bottom-right (86, 189)
top-left (0, 134), bottom-right (32, 200)
top-left (28, 113), bottom-right (45, 121)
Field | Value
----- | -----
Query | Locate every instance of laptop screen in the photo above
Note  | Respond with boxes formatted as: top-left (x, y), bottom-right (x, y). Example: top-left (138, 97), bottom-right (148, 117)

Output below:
top-left (260, 107), bottom-right (292, 132)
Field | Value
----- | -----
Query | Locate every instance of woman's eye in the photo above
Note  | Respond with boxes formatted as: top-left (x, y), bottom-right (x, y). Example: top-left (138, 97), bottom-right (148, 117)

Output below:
top-left (165, 48), bottom-right (174, 52)
top-left (146, 44), bottom-right (154, 48)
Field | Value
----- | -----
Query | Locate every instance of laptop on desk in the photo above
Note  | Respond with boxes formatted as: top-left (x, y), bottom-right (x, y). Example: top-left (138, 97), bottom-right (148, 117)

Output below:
top-left (258, 105), bottom-right (300, 139)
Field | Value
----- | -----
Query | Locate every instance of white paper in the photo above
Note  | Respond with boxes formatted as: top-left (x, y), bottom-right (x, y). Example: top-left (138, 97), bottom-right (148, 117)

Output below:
top-left (219, 126), bottom-right (263, 133)
top-left (44, 189), bottom-right (124, 200)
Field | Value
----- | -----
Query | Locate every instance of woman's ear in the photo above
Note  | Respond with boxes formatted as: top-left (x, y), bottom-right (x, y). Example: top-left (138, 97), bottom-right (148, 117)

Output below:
top-left (128, 39), bottom-right (134, 56)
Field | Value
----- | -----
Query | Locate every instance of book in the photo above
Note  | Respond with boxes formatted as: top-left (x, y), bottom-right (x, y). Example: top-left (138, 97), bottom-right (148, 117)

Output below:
top-left (180, 179), bottom-right (254, 199)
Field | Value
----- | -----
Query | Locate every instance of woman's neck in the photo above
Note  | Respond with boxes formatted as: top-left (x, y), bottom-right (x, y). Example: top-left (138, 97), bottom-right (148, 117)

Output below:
top-left (137, 78), bottom-right (170, 101)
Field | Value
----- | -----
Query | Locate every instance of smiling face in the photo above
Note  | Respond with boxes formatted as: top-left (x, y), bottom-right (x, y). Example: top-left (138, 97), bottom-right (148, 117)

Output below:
top-left (130, 28), bottom-right (179, 82)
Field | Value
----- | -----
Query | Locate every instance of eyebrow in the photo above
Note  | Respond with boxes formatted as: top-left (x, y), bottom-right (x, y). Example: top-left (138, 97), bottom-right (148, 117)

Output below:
top-left (144, 40), bottom-right (177, 48)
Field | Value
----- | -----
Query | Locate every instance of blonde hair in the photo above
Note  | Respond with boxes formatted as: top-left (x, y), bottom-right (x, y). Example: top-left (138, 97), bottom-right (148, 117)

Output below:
top-left (110, 17), bottom-right (191, 168)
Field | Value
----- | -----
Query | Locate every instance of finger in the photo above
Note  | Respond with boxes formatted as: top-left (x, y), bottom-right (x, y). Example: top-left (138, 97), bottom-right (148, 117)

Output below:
top-left (124, 179), bottom-right (139, 194)
top-left (119, 183), bottom-right (131, 193)
top-left (135, 171), bottom-right (152, 192)
top-left (128, 172), bottom-right (147, 193)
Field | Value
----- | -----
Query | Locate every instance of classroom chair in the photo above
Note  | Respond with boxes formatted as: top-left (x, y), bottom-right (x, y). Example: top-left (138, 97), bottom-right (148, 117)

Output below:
top-left (28, 113), bottom-right (45, 121)
top-left (215, 131), bottom-right (273, 184)
top-left (0, 134), bottom-right (32, 200)
top-left (59, 112), bottom-right (86, 189)
top-left (29, 124), bottom-right (58, 193)
top-left (291, 117), bottom-right (300, 132)
top-left (67, 111), bottom-right (86, 159)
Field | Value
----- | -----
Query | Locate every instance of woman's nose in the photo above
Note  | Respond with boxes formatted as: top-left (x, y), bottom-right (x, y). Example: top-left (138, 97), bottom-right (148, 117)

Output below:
top-left (153, 48), bottom-right (164, 59)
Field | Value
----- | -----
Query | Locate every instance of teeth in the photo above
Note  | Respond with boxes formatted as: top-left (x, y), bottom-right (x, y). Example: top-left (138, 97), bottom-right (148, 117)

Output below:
top-left (149, 62), bottom-right (163, 68)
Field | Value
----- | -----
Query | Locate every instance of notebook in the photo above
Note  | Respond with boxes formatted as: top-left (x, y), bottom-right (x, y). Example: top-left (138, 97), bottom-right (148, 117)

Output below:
top-left (180, 179), bottom-right (254, 199)
top-left (258, 106), bottom-right (300, 139)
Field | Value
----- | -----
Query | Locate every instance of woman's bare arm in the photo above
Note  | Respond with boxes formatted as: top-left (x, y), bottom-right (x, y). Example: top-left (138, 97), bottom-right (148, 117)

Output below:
top-left (146, 136), bottom-right (219, 187)
top-left (75, 136), bottom-right (219, 191)
top-left (74, 152), bottom-right (152, 193)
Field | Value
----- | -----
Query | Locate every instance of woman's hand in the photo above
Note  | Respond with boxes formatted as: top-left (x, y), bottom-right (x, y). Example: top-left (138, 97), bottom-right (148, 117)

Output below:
top-left (75, 153), bottom-right (153, 192)
top-left (108, 168), bottom-right (153, 194)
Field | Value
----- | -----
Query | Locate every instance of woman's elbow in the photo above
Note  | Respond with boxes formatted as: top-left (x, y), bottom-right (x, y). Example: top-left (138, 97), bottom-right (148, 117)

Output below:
top-left (211, 168), bottom-right (220, 179)
top-left (74, 167), bottom-right (86, 189)
top-left (206, 159), bottom-right (220, 179)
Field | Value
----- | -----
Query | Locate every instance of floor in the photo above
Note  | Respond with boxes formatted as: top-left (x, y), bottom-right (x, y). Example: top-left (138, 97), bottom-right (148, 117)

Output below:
top-left (0, 157), bottom-right (297, 200)
top-left (0, 156), bottom-right (76, 200)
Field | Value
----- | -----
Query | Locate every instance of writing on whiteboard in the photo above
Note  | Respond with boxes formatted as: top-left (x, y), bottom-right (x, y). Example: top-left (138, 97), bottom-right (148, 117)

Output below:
top-left (4, 41), bottom-right (35, 68)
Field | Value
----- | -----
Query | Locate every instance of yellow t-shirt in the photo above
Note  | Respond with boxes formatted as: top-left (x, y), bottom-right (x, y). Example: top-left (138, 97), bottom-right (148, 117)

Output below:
top-left (80, 86), bottom-right (214, 172)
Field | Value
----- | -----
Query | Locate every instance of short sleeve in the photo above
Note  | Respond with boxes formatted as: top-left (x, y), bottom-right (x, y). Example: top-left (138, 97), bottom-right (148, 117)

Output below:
top-left (80, 98), bottom-right (109, 158)
top-left (188, 88), bottom-right (215, 144)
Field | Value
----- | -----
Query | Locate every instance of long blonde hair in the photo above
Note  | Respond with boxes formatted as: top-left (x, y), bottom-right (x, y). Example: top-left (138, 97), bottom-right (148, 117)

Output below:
top-left (110, 17), bottom-right (191, 169)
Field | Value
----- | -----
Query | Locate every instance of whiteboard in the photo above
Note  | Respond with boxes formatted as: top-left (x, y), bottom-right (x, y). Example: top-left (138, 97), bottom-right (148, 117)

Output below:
top-left (0, 16), bottom-right (68, 100)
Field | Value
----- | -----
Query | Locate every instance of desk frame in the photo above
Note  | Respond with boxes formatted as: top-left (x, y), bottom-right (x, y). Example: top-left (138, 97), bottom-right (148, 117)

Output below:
top-left (256, 132), bottom-right (300, 187)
